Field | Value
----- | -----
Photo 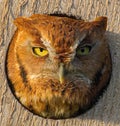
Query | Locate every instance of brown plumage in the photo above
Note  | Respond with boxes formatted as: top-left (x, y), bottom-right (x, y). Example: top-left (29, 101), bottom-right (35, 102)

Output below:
top-left (6, 14), bottom-right (112, 119)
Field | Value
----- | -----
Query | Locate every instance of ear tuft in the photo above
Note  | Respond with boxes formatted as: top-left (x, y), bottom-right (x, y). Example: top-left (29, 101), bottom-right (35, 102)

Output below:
top-left (14, 17), bottom-right (32, 30)
top-left (94, 16), bottom-right (107, 31)
top-left (14, 16), bottom-right (40, 37)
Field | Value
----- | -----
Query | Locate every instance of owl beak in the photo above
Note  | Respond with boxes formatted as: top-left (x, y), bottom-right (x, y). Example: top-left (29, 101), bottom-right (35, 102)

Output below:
top-left (59, 63), bottom-right (64, 84)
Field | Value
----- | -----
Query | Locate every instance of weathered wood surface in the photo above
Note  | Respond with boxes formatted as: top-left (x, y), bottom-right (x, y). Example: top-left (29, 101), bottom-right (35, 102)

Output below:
top-left (0, 0), bottom-right (120, 126)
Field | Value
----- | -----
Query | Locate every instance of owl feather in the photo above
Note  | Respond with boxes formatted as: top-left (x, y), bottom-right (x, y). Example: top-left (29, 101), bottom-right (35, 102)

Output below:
top-left (6, 14), bottom-right (112, 119)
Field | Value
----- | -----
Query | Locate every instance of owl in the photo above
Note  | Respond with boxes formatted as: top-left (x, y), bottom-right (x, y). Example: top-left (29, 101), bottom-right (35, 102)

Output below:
top-left (6, 14), bottom-right (112, 119)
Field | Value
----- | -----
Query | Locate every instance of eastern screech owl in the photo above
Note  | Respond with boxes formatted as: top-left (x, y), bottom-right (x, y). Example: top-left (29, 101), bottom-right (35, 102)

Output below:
top-left (6, 14), bottom-right (112, 119)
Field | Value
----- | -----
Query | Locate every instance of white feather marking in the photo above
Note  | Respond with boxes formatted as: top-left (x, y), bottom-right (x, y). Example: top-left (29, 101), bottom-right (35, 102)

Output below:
top-left (41, 38), bottom-right (56, 56)
top-left (72, 33), bottom-right (86, 50)
top-left (69, 33), bottom-right (87, 60)
top-left (28, 73), bottom-right (58, 80)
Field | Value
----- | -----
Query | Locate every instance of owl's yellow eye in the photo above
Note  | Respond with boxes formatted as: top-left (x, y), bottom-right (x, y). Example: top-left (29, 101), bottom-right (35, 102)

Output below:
top-left (32, 47), bottom-right (48, 57)
top-left (77, 46), bottom-right (91, 56)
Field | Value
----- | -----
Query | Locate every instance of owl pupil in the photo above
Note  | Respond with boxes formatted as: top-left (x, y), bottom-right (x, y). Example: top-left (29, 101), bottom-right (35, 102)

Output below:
top-left (40, 48), bottom-right (44, 52)
top-left (81, 48), bottom-right (85, 52)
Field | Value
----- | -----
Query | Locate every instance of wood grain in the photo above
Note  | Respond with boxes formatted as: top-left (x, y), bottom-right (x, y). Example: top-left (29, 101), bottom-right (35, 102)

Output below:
top-left (0, 0), bottom-right (120, 126)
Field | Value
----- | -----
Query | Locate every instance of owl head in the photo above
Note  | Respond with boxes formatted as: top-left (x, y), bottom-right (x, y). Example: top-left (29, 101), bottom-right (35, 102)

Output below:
top-left (6, 14), bottom-right (112, 119)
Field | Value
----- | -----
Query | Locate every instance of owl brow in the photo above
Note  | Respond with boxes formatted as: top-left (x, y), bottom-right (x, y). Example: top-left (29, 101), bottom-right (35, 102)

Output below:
top-left (79, 36), bottom-right (93, 47)
top-left (40, 37), bottom-right (56, 55)
top-left (72, 33), bottom-right (86, 50)
top-left (40, 38), bottom-right (53, 50)
top-left (31, 40), bottom-right (46, 48)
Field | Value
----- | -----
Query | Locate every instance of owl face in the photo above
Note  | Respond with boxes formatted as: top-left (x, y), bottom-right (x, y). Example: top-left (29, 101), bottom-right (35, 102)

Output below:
top-left (6, 14), bottom-right (112, 119)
